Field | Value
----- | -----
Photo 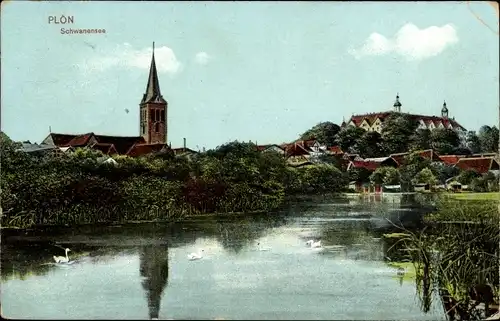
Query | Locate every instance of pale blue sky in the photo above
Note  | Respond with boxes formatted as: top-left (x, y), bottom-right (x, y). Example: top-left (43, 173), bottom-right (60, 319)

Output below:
top-left (1, 1), bottom-right (498, 149)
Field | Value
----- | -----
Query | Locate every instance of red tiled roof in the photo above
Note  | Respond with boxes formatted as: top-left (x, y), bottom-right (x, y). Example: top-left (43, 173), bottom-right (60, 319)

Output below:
top-left (126, 143), bottom-right (169, 157)
top-left (285, 143), bottom-right (310, 157)
top-left (256, 144), bottom-right (285, 152)
top-left (66, 133), bottom-right (95, 147)
top-left (347, 112), bottom-right (466, 131)
top-left (46, 133), bottom-right (78, 146)
top-left (328, 146), bottom-right (343, 154)
top-left (416, 149), bottom-right (442, 162)
top-left (48, 132), bottom-right (145, 155)
top-left (348, 157), bottom-right (398, 171)
top-left (171, 147), bottom-right (198, 155)
top-left (94, 135), bottom-right (145, 155)
top-left (389, 152), bottom-right (408, 165)
top-left (349, 160), bottom-right (381, 171)
top-left (439, 155), bottom-right (465, 166)
top-left (91, 143), bottom-right (118, 155)
top-left (454, 157), bottom-right (499, 174)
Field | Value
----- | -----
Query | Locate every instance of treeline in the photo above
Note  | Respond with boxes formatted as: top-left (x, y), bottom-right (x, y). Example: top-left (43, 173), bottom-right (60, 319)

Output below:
top-left (0, 133), bottom-right (348, 228)
top-left (300, 114), bottom-right (499, 157)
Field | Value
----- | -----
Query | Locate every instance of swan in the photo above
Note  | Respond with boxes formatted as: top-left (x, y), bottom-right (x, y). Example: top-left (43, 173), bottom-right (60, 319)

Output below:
top-left (257, 242), bottom-right (271, 251)
top-left (53, 248), bottom-right (71, 263)
top-left (397, 267), bottom-right (405, 277)
top-left (188, 249), bottom-right (204, 261)
top-left (306, 240), bottom-right (321, 248)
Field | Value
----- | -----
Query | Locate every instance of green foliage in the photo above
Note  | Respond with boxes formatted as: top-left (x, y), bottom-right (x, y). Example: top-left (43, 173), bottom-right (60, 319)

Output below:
top-left (412, 168), bottom-right (438, 186)
top-left (299, 122), bottom-right (340, 147)
top-left (430, 128), bottom-right (461, 155)
top-left (466, 131), bottom-right (482, 154)
top-left (457, 169), bottom-right (481, 185)
top-left (335, 126), bottom-right (366, 154)
top-left (478, 125), bottom-right (499, 153)
top-left (380, 113), bottom-right (419, 154)
top-left (370, 166), bottom-right (401, 185)
top-left (1, 136), bottom-right (347, 228)
top-left (392, 197), bottom-right (499, 319)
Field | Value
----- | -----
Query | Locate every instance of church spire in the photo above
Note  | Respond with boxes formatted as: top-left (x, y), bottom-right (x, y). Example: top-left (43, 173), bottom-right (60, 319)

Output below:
top-left (141, 42), bottom-right (166, 104)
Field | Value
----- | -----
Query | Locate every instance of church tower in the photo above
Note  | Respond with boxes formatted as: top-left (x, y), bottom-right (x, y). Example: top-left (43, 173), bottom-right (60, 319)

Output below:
top-left (140, 42), bottom-right (168, 144)
top-left (393, 93), bottom-right (402, 113)
top-left (441, 100), bottom-right (449, 119)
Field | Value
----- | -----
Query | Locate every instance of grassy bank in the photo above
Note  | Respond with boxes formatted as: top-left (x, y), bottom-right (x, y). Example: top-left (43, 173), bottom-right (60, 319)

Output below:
top-left (445, 192), bottom-right (499, 201)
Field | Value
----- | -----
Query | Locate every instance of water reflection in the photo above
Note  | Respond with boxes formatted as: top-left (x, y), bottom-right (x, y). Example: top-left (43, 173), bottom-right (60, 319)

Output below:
top-left (139, 244), bottom-right (169, 320)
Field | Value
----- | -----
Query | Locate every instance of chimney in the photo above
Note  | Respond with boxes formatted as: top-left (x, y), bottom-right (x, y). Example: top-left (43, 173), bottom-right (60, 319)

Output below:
top-left (183, 137), bottom-right (186, 149)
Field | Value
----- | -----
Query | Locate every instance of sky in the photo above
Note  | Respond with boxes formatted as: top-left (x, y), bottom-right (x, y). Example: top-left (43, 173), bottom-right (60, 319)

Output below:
top-left (1, 1), bottom-right (499, 150)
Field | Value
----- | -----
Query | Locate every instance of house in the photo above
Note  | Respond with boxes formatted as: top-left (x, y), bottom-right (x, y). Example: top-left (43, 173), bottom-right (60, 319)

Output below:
top-left (454, 157), bottom-right (500, 174)
top-left (347, 156), bottom-right (398, 171)
top-left (255, 144), bottom-right (286, 155)
top-left (283, 139), bottom-right (327, 165)
top-left (439, 155), bottom-right (466, 166)
top-left (326, 146), bottom-right (343, 155)
top-left (126, 143), bottom-right (171, 158)
top-left (342, 95), bottom-right (467, 143)
top-left (16, 142), bottom-right (62, 156)
top-left (42, 132), bottom-right (147, 155)
top-left (390, 149), bottom-right (442, 166)
top-left (39, 43), bottom-right (171, 158)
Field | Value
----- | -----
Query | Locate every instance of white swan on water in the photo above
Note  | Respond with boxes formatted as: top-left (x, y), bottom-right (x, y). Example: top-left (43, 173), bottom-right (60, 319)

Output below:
top-left (306, 240), bottom-right (321, 248)
top-left (53, 248), bottom-right (71, 263)
top-left (257, 242), bottom-right (271, 251)
top-left (187, 249), bottom-right (204, 261)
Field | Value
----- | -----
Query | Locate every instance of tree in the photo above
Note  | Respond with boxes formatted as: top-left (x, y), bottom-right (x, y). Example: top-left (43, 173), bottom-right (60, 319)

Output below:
top-left (466, 131), bottom-right (482, 154)
top-left (411, 129), bottom-right (432, 151)
top-left (380, 113), bottom-right (419, 154)
top-left (412, 168), bottom-right (438, 186)
top-left (369, 166), bottom-right (401, 185)
top-left (300, 122), bottom-right (340, 147)
top-left (348, 167), bottom-right (372, 184)
top-left (383, 167), bottom-right (401, 185)
top-left (478, 125), bottom-right (499, 153)
top-left (335, 126), bottom-right (366, 154)
top-left (357, 131), bottom-right (384, 158)
top-left (457, 169), bottom-right (481, 185)
top-left (430, 162), bottom-right (460, 184)
top-left (430, 128), bottom-right (461, 155)
top-left (398, 152), bottom-right (432, 191)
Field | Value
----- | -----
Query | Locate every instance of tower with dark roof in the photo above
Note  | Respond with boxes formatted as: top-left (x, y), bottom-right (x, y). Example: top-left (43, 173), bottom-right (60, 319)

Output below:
top-left (441, 100), bottom-right (449, 119)
top-left (140, 42), bottom-right (168, 144)
top-left (393, 93), bottom-right (402, 113)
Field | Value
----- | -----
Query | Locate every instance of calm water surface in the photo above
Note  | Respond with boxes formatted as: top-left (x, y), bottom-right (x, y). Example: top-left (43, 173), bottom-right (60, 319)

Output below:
top-left (1, 199), bottom-right (446, 320)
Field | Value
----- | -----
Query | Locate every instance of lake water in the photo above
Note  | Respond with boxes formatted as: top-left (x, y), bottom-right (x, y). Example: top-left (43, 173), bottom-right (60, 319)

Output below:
top-left (1, 198), bottom-right (446, 320)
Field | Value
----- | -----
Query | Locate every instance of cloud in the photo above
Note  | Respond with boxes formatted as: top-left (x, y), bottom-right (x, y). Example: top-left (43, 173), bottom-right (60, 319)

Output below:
top-left (81, 43), bottom-right (182, 74)
top-left (349, 23), bottom-right (459, 61)
top-left (194, 51), bottom-right (212, 65)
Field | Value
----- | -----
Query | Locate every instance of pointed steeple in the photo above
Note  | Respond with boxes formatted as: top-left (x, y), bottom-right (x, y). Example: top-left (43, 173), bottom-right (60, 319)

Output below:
top-left (393, 93), bottom-right (402, 112)
top-left (441, 100), bottom-right (449, 118)
top-left (141, 42), bottom-right (166, 104)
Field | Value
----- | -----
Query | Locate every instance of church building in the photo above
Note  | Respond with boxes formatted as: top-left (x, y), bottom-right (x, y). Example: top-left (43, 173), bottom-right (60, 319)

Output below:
top-left (42, 43), bottom-right (171, 157)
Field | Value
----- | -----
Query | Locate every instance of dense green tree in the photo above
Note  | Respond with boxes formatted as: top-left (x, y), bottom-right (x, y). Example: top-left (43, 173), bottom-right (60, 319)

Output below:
top-left (478, 125), bottom-right (499, 153)
top-left (466, 131), bottom-right (482, 154)
top-left (357, 131), bottom-right (384, 158)
top-left (430, 128), bottom-right (461, 155)
top-left (457, 169), bottom-right (481, 185)
top-left (335, 126), bottom-right (366, 154)
top-left (412, 168), bottom-right (438, 186)
top-left (299, 122), bottom-right (340, 147)
top-left (348, 167), bottom-right (372, 184)
top-left (429, 162), bottom-right (460, 184)
top-left (411, 129), bottom-right (432, 151)
top-left (380, 113), bottom-right (419, 154)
